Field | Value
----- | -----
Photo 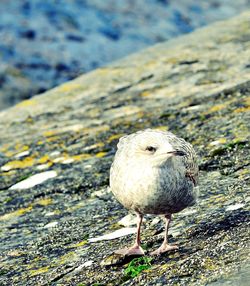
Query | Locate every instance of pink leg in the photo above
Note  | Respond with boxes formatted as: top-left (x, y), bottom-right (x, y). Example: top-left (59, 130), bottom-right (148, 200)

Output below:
top-left (150, 214), bottom-right (178, 256)
top-left (115, 212), bottom-right (145, 256)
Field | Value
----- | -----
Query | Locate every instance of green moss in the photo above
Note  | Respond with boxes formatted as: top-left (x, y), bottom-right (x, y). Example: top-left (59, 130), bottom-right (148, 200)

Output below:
top-left (123, 257), bottom-right (152, 279)
top-left (225, 139), bottom-right (247, 149)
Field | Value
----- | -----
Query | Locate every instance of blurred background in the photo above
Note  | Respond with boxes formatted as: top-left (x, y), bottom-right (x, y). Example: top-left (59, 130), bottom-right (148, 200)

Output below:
top-left (0, 0), bottom-right (249, 110)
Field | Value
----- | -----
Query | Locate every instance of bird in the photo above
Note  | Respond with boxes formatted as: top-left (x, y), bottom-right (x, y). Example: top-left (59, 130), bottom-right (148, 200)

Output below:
top-left (109, 129), bottom-right (198, 256)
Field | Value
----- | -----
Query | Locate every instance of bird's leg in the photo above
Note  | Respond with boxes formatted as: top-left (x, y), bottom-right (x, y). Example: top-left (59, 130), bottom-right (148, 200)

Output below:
top-left (150, 214), bottom-right (178, 255)
top-left (115, 212), bottom-right (145, 256)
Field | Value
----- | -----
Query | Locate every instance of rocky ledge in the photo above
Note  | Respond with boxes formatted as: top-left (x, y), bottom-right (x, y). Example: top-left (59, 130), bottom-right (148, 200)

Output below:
top-left (0, 12), bottom-right (250, 286)
top-left (0, 0), bottom-right (249, 110)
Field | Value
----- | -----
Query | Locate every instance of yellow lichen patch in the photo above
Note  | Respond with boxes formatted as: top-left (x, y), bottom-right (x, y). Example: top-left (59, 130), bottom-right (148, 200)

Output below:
top-left (107, 134), bottom-right (124, 143)
top-left (15, 144), bottom-right (29, 151)
top-left (232, 124), bottom-right (249, 142)
top-left (4, 145), bottom-right (30, 157)
top-left (45, 136), bottom-right (60, 143)
top-left (25, 116), bottom-right (34, 124)
top-left (83, 125), bottom-right (110, 135)
top-left (7, 250), bottom-right (24, 257)
top-left (95, 152), bottom-right (107, 158)
top-left (166, 57), bottom-right (179, 64)
top-left (234, 106), bottom-right (250, 113)
top-left (0, 170), bottom-right (16, 176)
top-left (108, 222), bottom-right (122, 230)
top-left (36, 198), bottom-right (53, 206)
top-left (52, 156), bottom-right (69, 164)
top-left (144, 60), bottom-right (158, 68)
top-left (238, 168), bottom-right (249, 179)
top-left (29, 266), bottom-right (49, 277)
top-left (72, 153), bottom-right (91, 161)
top-left (201, 257), bottom-right (217, 271)
top-left (0, 143), bottom-right (9, 153)
top-left (209, 138), bottom-right (227, 146)
top-left (38, 155), bottom-right (50, 164)
top-left (218, 138), bottom-right (227, 144)
top-left (95, 67), bottom-right (110, 74)
top-left (43, 130), bottom-right (56, 137)
top-left (140, 87), bottom-right (177, 99)
top-left (206, 104), bottom-right (226, 113)
top-left (108, 106), bottom-right (143, 120)
top-left (53, 209), bottom-right (61, 215)
top-left (16, 99), bottom-right (37, 108)
top-left (59, 252), bottom-right (78, 264)
top-left (153, 126), bottom-right (168, 131)
top-left (94, 142), bottom-right (104, 148)
top-left (4, 150), bottom-right (17, 157)
top-left (57, 82), bottom-right (82, 93)
top-left (96, 67), bottom-right (125, 77)
top-left (140, 91), bottom-right (152, 97)
top-left (66, 200), bottom-right (87, 212)
top-left (0, 206), bottom-right (33, 221)
top-left (70, 240), bottom-right (88, 248)
top-left (58, 82), bottom-right (83, 92)
top-left (37, 140), bottom-right (44, 145)
top-left (158, 263), bottom-right (174, 271)
top-left (209, 194), bottom-right (226, 204)
top-left (1, 156), bottom-right (35, 171)
top-left (244, 96), bottom-right (250, 106)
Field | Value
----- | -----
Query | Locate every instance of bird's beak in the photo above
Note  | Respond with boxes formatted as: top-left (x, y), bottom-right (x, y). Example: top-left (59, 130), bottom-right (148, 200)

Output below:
top-left (167, 150), bottom-right (186, 156)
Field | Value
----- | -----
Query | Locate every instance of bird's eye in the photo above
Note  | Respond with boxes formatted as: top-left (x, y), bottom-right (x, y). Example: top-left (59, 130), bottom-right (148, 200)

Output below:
top-left (145, 146), bottom-right (157, 153)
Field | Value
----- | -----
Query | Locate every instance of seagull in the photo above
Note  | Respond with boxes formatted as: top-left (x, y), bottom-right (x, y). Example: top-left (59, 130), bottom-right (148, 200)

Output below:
top-left (110, 129), bottom-right (198, 255)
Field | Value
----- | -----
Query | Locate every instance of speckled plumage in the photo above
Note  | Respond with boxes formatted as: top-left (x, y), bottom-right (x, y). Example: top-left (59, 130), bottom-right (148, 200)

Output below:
top-left (109, 129), bottom-right (199, 255)
top-left (110, 129), bottom-right (198, 215)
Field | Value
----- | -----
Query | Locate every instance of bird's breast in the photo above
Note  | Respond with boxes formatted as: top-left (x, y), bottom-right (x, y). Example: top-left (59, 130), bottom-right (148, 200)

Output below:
top-left (110, 158), bottom-right (196, 214)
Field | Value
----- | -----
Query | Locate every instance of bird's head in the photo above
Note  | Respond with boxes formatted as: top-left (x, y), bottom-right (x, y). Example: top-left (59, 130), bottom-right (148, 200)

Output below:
top-left (118, 129), bottom-right (186, 167)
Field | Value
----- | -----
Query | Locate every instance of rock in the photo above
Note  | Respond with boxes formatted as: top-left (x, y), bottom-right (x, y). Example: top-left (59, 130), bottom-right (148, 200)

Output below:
top-left (225, 203), bottom-right (245, 211)
top-left (0, 12), bottom-right (249, 286)
top-left (100, 253), bottom-right (130, 266)
top-left (88, 228), bottom-right (137, 242)
top-left (118, 214), bottom-right (138, 227)
top-left (8, 171), bottom-right (57, 190)
top-left (0, 0), bottom-right (249, 110)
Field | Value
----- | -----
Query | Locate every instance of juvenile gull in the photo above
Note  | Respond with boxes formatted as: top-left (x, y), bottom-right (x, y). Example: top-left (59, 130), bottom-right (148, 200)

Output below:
top-left (110, 129), bottom-right (198, 255)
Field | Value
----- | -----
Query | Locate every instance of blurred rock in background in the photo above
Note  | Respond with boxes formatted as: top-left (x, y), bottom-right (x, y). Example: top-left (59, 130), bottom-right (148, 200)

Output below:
top-left (0, 0), bottom-right (249, 110)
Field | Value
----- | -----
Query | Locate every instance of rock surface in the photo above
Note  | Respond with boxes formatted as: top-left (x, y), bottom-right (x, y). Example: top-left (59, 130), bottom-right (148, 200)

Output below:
top-left (0, 12), bottom-right (250, 285)
top-left (0, 0), bottom-right (249, 110)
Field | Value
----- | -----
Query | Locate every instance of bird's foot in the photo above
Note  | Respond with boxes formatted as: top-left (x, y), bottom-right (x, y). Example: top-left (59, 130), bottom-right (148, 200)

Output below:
top-left (150, 243), bottom-right (178, 256)
top-left (115, 245), bottom-right (145, 256)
